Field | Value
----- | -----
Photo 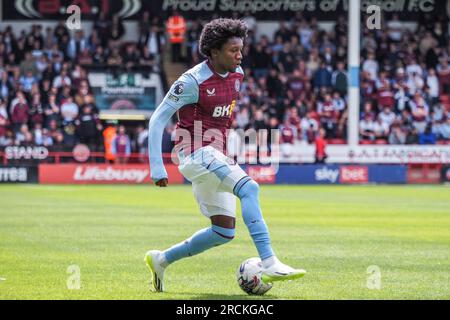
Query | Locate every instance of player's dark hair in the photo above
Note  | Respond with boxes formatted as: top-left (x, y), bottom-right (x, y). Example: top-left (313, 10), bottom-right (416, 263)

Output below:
top-left (199, 18), bottom-right (248, 58)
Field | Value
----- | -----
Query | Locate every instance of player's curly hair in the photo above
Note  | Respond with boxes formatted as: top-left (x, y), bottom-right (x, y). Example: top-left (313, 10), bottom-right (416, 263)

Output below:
top-left (199, 18), bottom-right (248, 58)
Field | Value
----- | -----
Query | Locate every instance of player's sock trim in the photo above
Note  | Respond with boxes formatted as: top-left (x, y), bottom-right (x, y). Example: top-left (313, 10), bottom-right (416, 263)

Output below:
top-left (212, 230), bottom-right (234, 239)
top-left (211, 225), bottom-right (235, 240)
top-left (233, 176), bottom-right (251, 196)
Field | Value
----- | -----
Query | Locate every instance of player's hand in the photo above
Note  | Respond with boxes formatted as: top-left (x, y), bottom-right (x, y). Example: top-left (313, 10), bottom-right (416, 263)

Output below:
top-left (155, 178), bottom-right (168, 187)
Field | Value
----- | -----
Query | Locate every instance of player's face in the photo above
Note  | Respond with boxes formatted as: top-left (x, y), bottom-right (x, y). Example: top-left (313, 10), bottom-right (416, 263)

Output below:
top-left (216, 37), bottom-right (243, 73)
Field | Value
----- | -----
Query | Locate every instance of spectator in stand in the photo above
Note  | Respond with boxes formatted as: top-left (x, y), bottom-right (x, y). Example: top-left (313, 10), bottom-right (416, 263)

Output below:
top-left (0, 72), bottom-right (10, 100)
top-left (313, 61), bottom-right (332, 90)
top-left (251, 42), bottom-right (272, 79)
top-left (33, 122), bottom-right (44, 145)
top-left (377, 81), bottom-right (395, 111)
top-left (67, 30), bottom-right (87, 61)
top-left (279, 118), bottom-right (297, 157)
top-left (140, 23), bottom-right (166, 64)
top-left (108, 15), bottom-right (125, 48)
top-left (123, 43), bottom-right (140, 72)
top-left (362, 52), bottom-right (379, 81)
top-left (140, 46), bottom-right (157, 78)
top-left (166, 11), bottom-right (186, 63)
top-left (287, 69), bottom-right (305, 101)
top-left (332, 61), bottom-right (348, 96)
top-left (406, 128), bottom-right (420, 144)
top-left (373, 117), bottom-right (390, 141)
top-left (332, 91), bottom-right (346, 114)
top-left (301, 111), bottom-right (319, 144)
top-left (388, 122), bottom-right (407, 144)
top-left (54, 21), bottom-right (70, 46)
top-left (19, 71), bottom-right (37, 92)
top-left (185, 19), bottom-right (202, 66)
top-left (52, 69), bottom-right (71, 88)
top-left (360, 113), bottom-right (376, 142)
top-left (317, 93), bottom-right (338, 138)
top-left (44, 94), bottom-right (60, 128)
top-left (315, 128), bottom-right (327, 163)
top-left (50, 131), bottom-right (68, 153)
top-left (410, 93), bottom-right (430, 133)
top-left (135, 124), bottom-right (149, 162)
top-left (93, 12), bottom-right (110, 48)
top-left (75, 104), bottom-right (102, 151)
top-left (437, 57), bottom-right (450, 94)
top-left (14, 123), bottom-right (30, 145)
top-left (111, 125), bottom-right (131, 164)
top-left (107, 47), bottom-right (122, 67)
top-left (103, 123), bottom-right (117, 163)
top-left (419, 123), bottom-right (437, 145)
top-left (60, 96), bottom-right (78, 122)
top-left (19, 52), bottom-right (38, 76)
top-left (426, 68), bottom-right (440, 105)
top-left (0, 98), bottom-right (9, 139)
top-left (10, 91), bottom-right (29, 132)
top-left (438, 117), bottom-right (450, 141)
top-left (29, 93), bottom-right (44, 127)
top-left (378, 107), bottom-right (396, 128)
top-left (161, 124), bottom-right (175, 155)
top-left (92, 45), bottom-right (107, 65)
top-left (387, 14), bottom-right (403, 42)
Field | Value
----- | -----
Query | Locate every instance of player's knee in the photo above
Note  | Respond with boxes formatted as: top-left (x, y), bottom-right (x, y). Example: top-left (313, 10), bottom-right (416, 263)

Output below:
top-left (237, 179), bottom-right (260, 199)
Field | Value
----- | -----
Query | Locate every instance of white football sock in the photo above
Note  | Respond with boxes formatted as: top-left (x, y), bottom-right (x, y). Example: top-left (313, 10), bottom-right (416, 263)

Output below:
top-left (262, 255), bottom-right (280, 269)
top-left (159, 252), bottom-right (169, 268)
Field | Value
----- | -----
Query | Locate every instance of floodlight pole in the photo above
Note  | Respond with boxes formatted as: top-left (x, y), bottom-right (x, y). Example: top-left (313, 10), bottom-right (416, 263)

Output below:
top-left (348, 0), bottom-right (360, 146)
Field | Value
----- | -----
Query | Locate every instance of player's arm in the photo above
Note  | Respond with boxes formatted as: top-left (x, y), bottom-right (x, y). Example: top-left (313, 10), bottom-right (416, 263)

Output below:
top-left (148, 74), bottom-right (198, 186)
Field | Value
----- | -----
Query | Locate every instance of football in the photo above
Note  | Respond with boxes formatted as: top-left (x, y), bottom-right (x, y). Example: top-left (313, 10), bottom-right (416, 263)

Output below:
top-left (236, 257), bottom-right (273, 295)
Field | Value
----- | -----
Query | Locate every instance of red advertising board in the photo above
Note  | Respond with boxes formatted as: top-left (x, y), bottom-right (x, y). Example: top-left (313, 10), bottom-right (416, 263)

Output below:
top-left (247, 166), bottom-right (276, 184)
top-left (407, 164), bottom-right (442, 184)
top-left (39, 164), bottom-right (184, 184)
top-left (339, 166), bottom-right (369, 184)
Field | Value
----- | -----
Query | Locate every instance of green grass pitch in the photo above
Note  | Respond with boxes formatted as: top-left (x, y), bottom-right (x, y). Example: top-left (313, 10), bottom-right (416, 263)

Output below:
top-left (0, 184), bottom-right (449, 300)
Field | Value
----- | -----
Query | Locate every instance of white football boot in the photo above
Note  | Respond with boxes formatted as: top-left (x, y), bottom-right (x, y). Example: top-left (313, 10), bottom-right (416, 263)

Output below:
top-left (144, 250), bottom-right (166, 292)
top-left (261, 258), bottom-right (306, 284)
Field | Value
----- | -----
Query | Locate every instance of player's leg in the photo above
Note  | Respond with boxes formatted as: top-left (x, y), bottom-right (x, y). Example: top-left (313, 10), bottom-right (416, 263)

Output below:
top-left (204, 147), bottom-right (306, 283)
top-left (145, 178), bottom-right (236, 292)
top-left (233, 178), bottom-right (306, 283)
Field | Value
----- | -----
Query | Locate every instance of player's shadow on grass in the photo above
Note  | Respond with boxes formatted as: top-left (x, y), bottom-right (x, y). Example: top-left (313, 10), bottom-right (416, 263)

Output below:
top-left (169, 292), bottom-right (278, 300)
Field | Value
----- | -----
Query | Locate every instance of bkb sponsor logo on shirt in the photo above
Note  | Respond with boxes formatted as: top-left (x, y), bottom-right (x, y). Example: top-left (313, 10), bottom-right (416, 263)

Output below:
top-left (340, 166), bottom-right (369, 184)
top-left (212, 100), bottom-right (236, 118)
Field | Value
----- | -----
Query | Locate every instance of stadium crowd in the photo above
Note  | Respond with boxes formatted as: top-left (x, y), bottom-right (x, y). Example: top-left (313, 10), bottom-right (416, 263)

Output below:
top-left (0, 14), bottom-right (165, 159)
top-left (194, 12), bottom-right (448, 147)
top-left (0, 12), bottom-right (448, 161)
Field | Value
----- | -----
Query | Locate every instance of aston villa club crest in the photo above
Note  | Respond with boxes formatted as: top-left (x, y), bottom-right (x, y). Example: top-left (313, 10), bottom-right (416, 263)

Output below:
top-left (235, 79), bottom-right (240, 92)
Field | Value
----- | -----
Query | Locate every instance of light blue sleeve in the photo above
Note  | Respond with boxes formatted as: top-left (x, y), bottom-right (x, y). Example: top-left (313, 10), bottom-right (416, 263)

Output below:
top-left (148, 74), bottom-right (199, 182)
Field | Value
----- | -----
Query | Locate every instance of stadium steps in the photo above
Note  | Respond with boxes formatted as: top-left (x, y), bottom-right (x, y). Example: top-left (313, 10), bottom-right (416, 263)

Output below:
top-left (162, 45), bottom-right (187, 85)
top-left (165, 62), bottom-right (187, 85)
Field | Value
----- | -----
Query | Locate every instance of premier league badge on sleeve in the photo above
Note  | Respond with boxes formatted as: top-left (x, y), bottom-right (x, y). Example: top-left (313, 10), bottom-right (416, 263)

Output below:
top-left (173, 83), bottom-right (184, 95)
